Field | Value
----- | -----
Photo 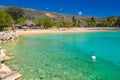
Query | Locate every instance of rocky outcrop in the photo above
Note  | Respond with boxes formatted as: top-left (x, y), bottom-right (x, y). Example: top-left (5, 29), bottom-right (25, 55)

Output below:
top-left (0, 48), bottom-right (6, 62)
top-left (45, 13), bottom-right (56, 18)
top-left (0, 48), bottom-right (21, 80)
top-left (0, 31), bottom-right (18, 42)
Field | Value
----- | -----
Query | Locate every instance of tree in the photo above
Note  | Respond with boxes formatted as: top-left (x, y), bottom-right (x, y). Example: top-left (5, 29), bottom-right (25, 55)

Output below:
top-left (34, 18), bottom-right (53, 29)
top-left (34, 18), bottom-right (44, 28)
top-left (56, 20), bottom-right (64, 28)
top-left (64, 21), bottom-right (73, 28)
top-left (16, 17), bottom-right (26, 25)
top-left (72, 16), bottom-right (77, 26)
top-left (115, 17), bottom-right (120, 27)
top-left (43, 18), bottom-right (53, 29)
top-left (76, 20), bottom-right (81, 27)
top-left (100, 20), bottom-right (109, 27)
top-left (6, 6), bottom-right (25, 20)
top-left (0, 10), bottom-right (14, 31)
top-left (107, 16), bottom-right (117, 27)
top-left (76, 20), bottom-right (87, 27)
top-left (88, 17), bottom-right (97, 27)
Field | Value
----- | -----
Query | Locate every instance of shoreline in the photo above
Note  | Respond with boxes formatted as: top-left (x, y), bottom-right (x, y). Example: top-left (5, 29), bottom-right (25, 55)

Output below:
top-left (16, 27), bottom-right (120, 35)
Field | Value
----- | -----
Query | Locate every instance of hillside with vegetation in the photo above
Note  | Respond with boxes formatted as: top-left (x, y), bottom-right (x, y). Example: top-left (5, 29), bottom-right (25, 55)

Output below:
top-left (0, 6), bottom-right (98, 20)
top-left (0, 5), bottom-right (120, 30)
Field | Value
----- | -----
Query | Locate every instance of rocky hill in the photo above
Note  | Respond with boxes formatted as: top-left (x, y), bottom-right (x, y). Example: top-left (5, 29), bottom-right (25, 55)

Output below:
top-left (0, 5), bottom-right (104, 22)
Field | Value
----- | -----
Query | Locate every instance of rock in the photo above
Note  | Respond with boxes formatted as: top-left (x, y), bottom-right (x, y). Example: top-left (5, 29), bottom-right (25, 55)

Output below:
top-left (5, 55), bottom-right (14, 61)
top-left (0, 31), bottom-right (18, 42)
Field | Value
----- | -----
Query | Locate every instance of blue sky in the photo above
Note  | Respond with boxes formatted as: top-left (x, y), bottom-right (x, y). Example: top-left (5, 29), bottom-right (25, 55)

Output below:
top-left (0, 0), bottom-right (120, 17)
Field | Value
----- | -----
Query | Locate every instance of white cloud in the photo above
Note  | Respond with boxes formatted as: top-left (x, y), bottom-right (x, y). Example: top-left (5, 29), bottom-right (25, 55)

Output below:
top-left (46, 8), bottom-right (49, 10)
top-left (78, 11), bottom-right (83, 15)
top-left (59, 8), bottom-right (63, 11)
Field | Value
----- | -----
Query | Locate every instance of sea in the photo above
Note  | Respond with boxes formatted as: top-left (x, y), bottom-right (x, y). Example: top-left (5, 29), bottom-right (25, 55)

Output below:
top-left (1, 31), bottom-right (120, 80)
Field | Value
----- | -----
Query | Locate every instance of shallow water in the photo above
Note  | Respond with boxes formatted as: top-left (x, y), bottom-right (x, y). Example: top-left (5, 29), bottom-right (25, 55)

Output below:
top-left (1, 31), bottom-right (120, 80)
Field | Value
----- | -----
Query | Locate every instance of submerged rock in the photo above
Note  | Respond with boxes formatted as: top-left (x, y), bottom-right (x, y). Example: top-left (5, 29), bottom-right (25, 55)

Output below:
top-left (5, 55), bottom-right (14, 61)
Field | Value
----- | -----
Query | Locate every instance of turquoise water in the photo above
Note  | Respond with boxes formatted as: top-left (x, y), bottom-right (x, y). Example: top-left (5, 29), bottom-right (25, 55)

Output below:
top-left (1, 31), bottom-right (120, 80)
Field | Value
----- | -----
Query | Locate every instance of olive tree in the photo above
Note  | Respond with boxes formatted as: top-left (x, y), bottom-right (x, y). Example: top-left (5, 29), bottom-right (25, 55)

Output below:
top-left (0, 10), bottom-right (14, 31)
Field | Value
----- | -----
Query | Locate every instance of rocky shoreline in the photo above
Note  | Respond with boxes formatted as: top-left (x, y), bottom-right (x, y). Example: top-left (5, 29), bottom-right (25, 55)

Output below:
top-left (0, 32), bottom-right (21, 80)
top-left (0, 31), bottom-right (18, 43)
top-left (0, 47), bottom-right (21, 80)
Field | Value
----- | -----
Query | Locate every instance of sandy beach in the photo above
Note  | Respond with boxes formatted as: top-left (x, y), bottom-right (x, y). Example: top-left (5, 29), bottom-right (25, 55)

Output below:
top-left (16, 27), bottom-right (120, 35)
